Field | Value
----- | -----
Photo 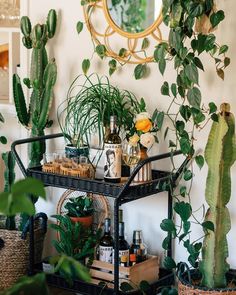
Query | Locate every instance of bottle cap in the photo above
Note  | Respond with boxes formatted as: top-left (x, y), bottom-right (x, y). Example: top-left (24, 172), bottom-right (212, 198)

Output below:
top-left (121, 255), bottom-right (128, 263)
top-left (133, 230), bottom-right (142, 244)
top-left (130, 254), bottom-right (136, 262)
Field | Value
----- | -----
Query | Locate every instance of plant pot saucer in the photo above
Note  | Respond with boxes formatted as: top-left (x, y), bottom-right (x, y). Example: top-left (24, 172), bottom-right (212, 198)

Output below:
top-left (178, 269), bottom-right (236, 294)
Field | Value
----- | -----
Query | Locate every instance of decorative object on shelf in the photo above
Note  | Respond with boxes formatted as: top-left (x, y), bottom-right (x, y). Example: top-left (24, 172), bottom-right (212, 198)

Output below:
top-left (13, 9), bottom-right (57, 168)
top-left (42, 153), bottom-right (95, 179)
top-left (65, 144), bottom-right (89, 159)
top-left (81, 0), bottom-right (163, 64)
top-left (58, 73), bottom-right (140, 154)
top-left (57, 190), bottom-right (110, 231)
top-left (0, 44), bottom-right (9, 68)
top-left (124, 101), bottom-right (164, 183)
top-left (64, 194), bottom-right (93, 228)
top-left (0, 177), bottom-right (46, 290)
top-left (51, 214), bottom-right (102, 266)
top-left (0, 0), bottom-right (20, 27)
top-left (90, 256), bottom-right (160, 288)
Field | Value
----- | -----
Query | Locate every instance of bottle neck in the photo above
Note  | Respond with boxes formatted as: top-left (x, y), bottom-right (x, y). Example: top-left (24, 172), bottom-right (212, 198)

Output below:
top-left (133, 230), bottom-right (142, 244)
top-left (119, 222), bottom-right (125, 239)
top-left (110, 116), bottom-right (117, 134)
top-left (104, 219), bottom-right (111, 235)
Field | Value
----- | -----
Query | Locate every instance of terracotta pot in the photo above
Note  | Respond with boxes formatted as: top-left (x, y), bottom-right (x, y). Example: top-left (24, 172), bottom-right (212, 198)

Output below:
top-left (70, 215), bottom-right (93, 228)
top-left (178, 269), bottom-right (236, 295)
top-left (133, 147), bottom-right (152, 183)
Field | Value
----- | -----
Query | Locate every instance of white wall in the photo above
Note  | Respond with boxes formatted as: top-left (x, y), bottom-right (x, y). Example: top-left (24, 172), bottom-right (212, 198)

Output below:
top-left (2, 0), bottom-right (236, 266)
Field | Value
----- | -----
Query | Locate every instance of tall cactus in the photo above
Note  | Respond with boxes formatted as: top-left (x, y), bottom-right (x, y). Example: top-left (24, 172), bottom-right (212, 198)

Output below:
top-left (199, 103), bottom-right (236, 288)
top-left (13, 10), bottom-right (57, 167)
top-left (2, 151), bottom-right (16, 230)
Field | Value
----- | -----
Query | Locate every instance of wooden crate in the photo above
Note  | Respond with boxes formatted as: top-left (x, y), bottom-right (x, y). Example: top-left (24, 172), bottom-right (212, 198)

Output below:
top-left (89, 256), bottom-right (160, 287)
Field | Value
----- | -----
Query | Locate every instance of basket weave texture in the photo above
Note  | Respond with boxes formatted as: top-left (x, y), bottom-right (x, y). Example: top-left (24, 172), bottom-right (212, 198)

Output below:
top-left (0, 228), bottom-right (45, 290)
top-left (178, 281), bottom-right (236, 295)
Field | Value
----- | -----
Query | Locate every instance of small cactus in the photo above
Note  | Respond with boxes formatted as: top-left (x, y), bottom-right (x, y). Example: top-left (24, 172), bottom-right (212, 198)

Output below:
top-left (199, 103), bottom-right (236, 288)
top-left (2, 151), bottom-right (16, 230)
top-left (13, 9), bottom-right (57, 167)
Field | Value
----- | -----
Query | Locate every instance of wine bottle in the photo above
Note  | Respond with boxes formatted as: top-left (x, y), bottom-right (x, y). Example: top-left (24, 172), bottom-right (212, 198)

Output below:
top-left (113, 221), bottom-right (130, 265)
top-left (104, 115), bottom-right (122, 183)
top-left (130, 230), bottom-right (147, 263)
top-left (99, 218), bottom-right (114, 264)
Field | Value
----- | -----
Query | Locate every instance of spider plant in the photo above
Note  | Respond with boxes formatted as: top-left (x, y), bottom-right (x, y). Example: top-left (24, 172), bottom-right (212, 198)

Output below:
top-left (57, 73), bottom-right (140, 149)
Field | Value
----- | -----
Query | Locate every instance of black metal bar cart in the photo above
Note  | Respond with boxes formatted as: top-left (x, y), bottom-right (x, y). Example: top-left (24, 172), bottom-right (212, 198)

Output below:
top-left (11, 133), bottom-right (188, 295)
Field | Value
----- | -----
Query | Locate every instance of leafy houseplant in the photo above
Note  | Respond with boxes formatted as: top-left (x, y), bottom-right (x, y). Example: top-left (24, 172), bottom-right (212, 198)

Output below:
top-left (13, 9), bottom-right (57, 168)
top-left (65, 195), bottom-right (93, 228)
top-left (51, 215), bottom-right (101, 265)
top-left (57, 73), bottom-right (140, 151)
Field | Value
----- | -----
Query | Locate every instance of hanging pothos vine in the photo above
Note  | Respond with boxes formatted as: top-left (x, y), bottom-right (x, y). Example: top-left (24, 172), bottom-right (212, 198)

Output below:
top-left (77, 0), bottom-right (230, 293)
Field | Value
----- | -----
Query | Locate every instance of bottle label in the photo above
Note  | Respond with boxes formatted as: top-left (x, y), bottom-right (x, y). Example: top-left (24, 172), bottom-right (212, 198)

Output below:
top-left (104, 143), bottom-right (122, 179)
top-left (99, 246), bottom-right (113, 263)
top-left (112, 249), bottom-right (129, 265)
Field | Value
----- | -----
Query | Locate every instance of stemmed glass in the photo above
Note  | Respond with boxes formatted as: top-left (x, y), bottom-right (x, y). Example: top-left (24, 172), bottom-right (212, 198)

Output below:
top-left (122, 140), bottom-right (141, 174)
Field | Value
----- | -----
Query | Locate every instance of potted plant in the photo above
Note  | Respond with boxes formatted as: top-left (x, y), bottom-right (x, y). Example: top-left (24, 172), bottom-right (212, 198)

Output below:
top-left (64, 195), bottom-right (93, 228)
top-left (51, 214), bottom-right (101, 265)
top-left (57, 73), bottom-right (140, 159)
top-left (175, 103), bottom-right (236, 294)
top-left (13, 9), bottom-right (57, 168)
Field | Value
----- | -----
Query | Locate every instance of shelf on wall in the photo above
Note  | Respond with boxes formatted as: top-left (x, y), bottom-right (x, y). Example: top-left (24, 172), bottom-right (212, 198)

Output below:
top-left (0, 26), bottom-right (20, 33)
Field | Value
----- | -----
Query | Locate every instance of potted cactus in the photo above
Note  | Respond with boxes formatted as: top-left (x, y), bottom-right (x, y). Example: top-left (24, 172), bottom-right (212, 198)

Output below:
top-left (177, 103), bottom-right (236, 294)
top-left (0, 112), bottom-right (7, 145)
top-left (64, 195), bottom-right (93, 228)
top-left (13, 9), bottom-right (57, 168)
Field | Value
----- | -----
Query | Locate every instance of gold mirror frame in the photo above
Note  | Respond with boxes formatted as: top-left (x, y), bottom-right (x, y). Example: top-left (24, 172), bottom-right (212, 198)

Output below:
top-left (83, 0), bottom-right (164, 64)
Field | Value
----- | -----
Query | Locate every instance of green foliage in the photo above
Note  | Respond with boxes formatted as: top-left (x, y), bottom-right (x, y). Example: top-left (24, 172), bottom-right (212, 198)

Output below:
top-left (65, 195), bottom-right (93, 217)
top-left (13, 10), bottom-right (57, 168)
top-left (0, 112), bottom-right (7, 145)
top-left (199, 104), bottom-right (236, 288)
top-left (0, 178), bottom-right (46, 217)
top-left (50, 214), bottom-right (101, 263)
top-left (57, 73), bottom-right (140, 148)
top-left (0, 273), bottom-right (49, 295)
top-left (2, 151), bottom-right (16, 230)
top-left (50, 255), bottom-right (91, 285)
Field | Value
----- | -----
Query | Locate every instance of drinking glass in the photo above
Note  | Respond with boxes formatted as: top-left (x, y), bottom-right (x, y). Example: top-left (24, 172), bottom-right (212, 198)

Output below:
top-left (122, 140), bottom-right (141, 169)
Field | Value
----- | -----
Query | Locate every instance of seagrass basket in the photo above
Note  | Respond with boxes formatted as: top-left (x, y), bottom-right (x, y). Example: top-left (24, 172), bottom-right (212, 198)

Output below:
top-left (178, 269), bottom-right (236, 295)
top-left (0, 223), bottom-right (46, 290)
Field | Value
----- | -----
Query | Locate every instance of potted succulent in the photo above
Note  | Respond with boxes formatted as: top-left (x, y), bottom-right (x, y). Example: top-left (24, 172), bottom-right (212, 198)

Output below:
top-left (64, 195), bottom-right (93, 228)
top-left (13, 9), bottom-right (57, 168)
top-left (57, 73), bottom-right (140, 159)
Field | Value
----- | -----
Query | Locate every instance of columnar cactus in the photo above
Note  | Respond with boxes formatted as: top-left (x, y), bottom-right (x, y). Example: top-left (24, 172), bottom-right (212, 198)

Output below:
top-left (13, 10), bottom-right (57, 167)
top-left (2, 151), bottom-right (16, 230)
top-left (199, 103), bottom-right (236, 288)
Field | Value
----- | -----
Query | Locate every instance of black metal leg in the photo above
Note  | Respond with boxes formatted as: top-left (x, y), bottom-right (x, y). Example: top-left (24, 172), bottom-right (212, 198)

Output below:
top-left (167, 190), bottom-right (173, 258)
top-left (114, 200), bottom-right (119, 294)
top-left (29, 216), bottom-right (35, 275)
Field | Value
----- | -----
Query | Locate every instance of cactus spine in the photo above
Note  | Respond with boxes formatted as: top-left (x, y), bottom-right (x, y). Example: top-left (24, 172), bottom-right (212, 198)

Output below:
top-left (2, 151), bottom-right (16, 230)
top-left (199, 103), bottom-right (236, 288)
top-left (13, 9), bottom-right (57, 167)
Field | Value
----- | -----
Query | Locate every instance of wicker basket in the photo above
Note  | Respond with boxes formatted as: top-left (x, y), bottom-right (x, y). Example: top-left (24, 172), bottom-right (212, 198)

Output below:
top-left (178, 269), bottom-right (236, 295)
top-left (0, 227), bottom-right (45, 290)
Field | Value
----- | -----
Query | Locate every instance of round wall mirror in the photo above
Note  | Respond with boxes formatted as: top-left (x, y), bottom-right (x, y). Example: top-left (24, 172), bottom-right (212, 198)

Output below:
top-left (83, 0), bottom-right (164, 64)
top-left (106, 0), bottom-right (162, 36)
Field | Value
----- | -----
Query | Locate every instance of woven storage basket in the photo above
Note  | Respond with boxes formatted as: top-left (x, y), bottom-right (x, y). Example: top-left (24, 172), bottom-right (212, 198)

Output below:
top-left (0, 227), bottom-right (45, 290)
top-left (178, 270), bottom-right (236, 295)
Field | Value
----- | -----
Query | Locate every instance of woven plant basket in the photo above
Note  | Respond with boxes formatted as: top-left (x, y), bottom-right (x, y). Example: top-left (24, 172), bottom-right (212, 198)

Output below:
top-left (0, 218), bottom-right (47, 290)
top-left (178, 269), bottom-right (236, 295)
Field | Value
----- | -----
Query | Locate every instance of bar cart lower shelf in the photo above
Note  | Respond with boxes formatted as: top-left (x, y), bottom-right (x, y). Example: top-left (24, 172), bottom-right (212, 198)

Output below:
top-left (11, 133), bottom-right (188, 295)
top-left (37, 266), bottom-right (174, 295)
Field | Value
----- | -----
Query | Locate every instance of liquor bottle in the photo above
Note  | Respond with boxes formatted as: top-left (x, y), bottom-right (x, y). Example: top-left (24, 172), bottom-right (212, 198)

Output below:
top-left (130, 230), bottom-right (147, 263)
top-left (129, 253), bottom-right (137, 266)
top-left (120, 255), bottom-right (128, 267)
top-left (113, 221), bottom-right (130, 265)
top-left (99, 218), bottom-right (114, 263)
top-left (104, 115), bottom-right (122, 183)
